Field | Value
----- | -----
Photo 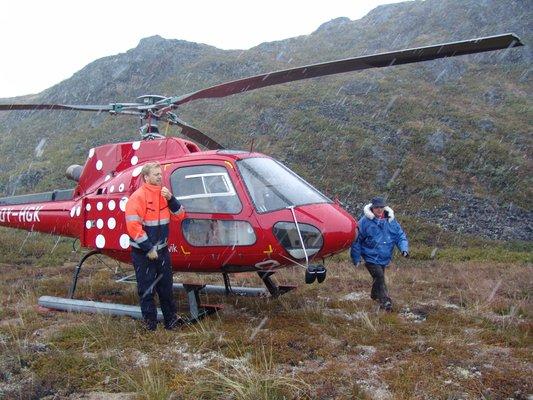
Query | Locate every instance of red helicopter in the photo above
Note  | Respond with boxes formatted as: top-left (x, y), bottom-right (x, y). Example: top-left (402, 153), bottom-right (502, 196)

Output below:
top-left (0, 33), bottom-right (522, 321)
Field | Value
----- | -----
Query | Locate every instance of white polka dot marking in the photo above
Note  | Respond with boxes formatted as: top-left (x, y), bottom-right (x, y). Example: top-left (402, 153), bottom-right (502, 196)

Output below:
top-left (131, 156), bottom-right (138, 165)
top-left (119, 197), bottom-right (128, 212)
top-left (132, 166), bottom-right (142, 177)
top-left (95, 234), bottom-right (105, 248)
top-left (132, 141), bottom-right (141, 150)
top-left (119, 234), bottom-right (130, 249)
top-left (104, 174), bottom-right (111, 182)
top-left (108, 200), bottom-right (116, 211)
top-left (107, 218), bottom-right (116, 229)
top-left (96, 160), bottom-right (103, 171)
top-left (96, 219), bottom-right (104, 229)
top-left (109, 185), bottom-right (115, 193)
top-left (97, 202), bottom-right (103, 211)
top-left (85, 220), bottom-right (92, 229)
top-left (70, 207), bottom-right (76, 218)
top-left (76, 206), bottom-right (81, 217)
top-left (118, 183), bottom-right (125, 192)
top-left (88, 148), bottom-right (95, 158)
top-left (85, 203), bottom-right (91, 212)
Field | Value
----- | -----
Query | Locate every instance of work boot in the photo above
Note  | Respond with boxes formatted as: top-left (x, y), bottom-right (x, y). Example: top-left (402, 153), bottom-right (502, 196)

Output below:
top-left (143, 319), bottom-right (157, 331)
top-left (379, 298), bottom-right (393, 312)
top-left (164, 316), bottom-right (183, 331)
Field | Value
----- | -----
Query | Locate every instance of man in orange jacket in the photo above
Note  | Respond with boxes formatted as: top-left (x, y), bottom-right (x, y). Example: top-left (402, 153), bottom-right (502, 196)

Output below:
top-left (125, 162), bottom-right (184, 330)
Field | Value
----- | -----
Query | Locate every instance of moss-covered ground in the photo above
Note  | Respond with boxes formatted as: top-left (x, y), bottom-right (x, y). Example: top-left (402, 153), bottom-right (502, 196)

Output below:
top-left (0, 228), bottom-right (531, 399)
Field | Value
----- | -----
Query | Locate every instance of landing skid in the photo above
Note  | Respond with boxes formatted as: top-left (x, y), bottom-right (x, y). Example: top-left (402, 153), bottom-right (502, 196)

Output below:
top-left (37, 292), bottom-right (221, 324)
top-left (117, 271), bottom-right (297, 298)
top-left (39, 250), bottom-right (222, 325)
top-left (40, 252), bottom-right (296, 324)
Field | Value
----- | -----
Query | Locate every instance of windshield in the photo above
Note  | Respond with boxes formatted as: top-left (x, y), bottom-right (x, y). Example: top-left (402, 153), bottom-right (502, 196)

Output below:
top-left (237, 157), bottom-right (330, 213)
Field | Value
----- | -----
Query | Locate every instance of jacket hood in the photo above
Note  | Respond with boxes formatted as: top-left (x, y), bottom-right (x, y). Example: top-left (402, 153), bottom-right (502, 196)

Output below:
top-left (363, 203), bottom-right (395, 222)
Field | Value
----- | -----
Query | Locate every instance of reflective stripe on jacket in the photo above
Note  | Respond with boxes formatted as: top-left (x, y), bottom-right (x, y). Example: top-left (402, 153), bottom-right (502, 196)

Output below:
top-left (125, 183), bottom-right (183, 253)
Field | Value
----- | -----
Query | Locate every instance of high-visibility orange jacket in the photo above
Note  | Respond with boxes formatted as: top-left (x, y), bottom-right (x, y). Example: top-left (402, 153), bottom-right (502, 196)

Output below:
top-left (125, 183), bottom-right (183, 253)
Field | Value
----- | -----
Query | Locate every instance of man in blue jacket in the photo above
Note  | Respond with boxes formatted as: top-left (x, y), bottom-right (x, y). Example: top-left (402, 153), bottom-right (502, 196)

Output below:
top-left (350, 197), bottom-right (409, 311)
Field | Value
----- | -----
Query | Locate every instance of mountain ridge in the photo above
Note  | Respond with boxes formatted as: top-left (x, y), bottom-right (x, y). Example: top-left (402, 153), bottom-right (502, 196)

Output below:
top-left (0, 0), bottom-right (531, 241)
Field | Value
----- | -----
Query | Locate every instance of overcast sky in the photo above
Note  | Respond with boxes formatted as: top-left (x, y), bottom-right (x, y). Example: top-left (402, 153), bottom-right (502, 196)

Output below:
top-left (0, 0), bottom-right (408, 98)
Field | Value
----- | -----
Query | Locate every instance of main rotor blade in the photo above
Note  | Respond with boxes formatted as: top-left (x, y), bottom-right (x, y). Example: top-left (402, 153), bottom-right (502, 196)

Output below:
top-left (166, 115), bottom-right (224, 150)
top-left (0, 103), bottom-right (146, 113)
top-left (0, 104), bottom-right (114, 111)
top-left (163, 33), bottom-right (522, 107)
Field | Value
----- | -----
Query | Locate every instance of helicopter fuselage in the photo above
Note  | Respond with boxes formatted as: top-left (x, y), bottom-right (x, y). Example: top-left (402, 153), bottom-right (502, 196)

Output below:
top-left (0, 137), bottom-right (356, 273)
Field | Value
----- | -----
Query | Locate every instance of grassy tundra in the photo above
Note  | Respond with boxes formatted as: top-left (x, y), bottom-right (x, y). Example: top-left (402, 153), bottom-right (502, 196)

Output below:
top-left (0, 227), bottom-right (531, 399)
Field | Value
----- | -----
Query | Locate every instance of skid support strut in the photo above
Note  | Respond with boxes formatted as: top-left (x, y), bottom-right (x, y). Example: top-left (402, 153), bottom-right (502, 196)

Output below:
top-left (182, 284), bottom-right (221, 323)
top-left (223, 272), bottom-right (233, 295)
top-left (257, 271), bottom-right (295, 298)
top-left (68, 250), bottom-right (101, 299)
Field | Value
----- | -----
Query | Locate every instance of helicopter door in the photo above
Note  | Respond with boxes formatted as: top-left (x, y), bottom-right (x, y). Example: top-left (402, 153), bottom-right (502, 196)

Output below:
top-left (171, 165), bottom-right (243, 215)
top-left (167, 163), bottom-right (262, 269)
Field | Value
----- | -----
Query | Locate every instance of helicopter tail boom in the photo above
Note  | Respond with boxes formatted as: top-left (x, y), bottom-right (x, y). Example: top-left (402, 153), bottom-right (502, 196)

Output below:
top-left (0, 191), bottom-right (81, 238)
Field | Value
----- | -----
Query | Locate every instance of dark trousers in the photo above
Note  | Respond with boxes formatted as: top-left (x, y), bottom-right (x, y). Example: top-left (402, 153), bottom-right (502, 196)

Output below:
top-left (365, 262), bottom-right (390, 302)
top-left (132, 247), bottom-right (177, 324)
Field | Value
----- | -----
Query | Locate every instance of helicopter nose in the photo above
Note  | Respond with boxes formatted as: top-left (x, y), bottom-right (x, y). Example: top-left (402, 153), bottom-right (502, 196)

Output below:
top-left (270, 203), bottom-right (356, 261)
top-left (319, 203), bottom-right (357, 256)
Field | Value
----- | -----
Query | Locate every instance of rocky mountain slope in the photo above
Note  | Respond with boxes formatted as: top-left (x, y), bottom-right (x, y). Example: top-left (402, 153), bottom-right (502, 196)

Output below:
top-left (0, 0), bottom-right (531, 240)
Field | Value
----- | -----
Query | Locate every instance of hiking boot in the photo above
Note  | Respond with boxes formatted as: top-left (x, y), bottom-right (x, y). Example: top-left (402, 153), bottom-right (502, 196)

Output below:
top-left (379, 299), bottom-right (393, 312)
top-left (143, 319), bottom-right (157, 331)
top-left (164, 316), bottom-right (183, 330)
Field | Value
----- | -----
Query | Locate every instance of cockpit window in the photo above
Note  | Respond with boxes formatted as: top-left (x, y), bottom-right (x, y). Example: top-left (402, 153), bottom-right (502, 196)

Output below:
top-left (170, 165), bottom-right (242, 214)
top-left (237, 157), bottom-right (330, 213)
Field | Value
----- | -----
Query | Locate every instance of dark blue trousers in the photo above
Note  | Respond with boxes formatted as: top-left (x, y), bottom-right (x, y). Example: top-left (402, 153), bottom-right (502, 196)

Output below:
top-left (132, 247), bottom-right (177, 324)
top-left (365, 262), bottom-right (390, 302)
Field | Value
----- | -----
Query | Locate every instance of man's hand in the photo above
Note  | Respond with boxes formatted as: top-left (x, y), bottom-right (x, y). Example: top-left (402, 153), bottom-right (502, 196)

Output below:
top-left (161, 186), bottom-right (172, 201)
top-left (401, 251), bottom-right (409, 258)
top-left (147, 247), bottom-right (158, 260)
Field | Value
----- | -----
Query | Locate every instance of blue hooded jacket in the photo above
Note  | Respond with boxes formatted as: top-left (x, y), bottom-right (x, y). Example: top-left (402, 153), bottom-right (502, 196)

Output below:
top-left (350, 204), bottom-right (408, 267)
